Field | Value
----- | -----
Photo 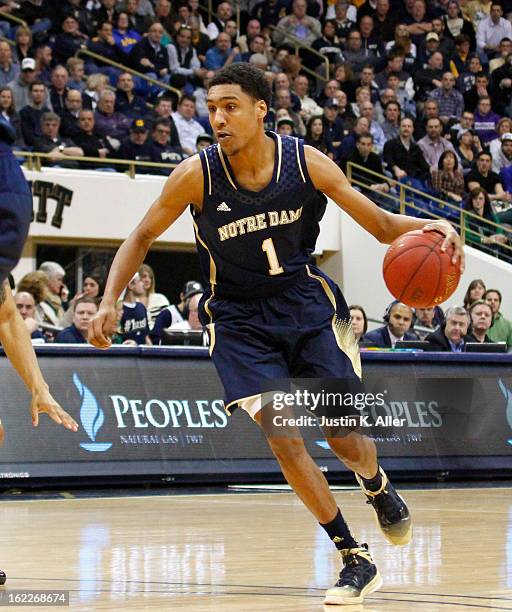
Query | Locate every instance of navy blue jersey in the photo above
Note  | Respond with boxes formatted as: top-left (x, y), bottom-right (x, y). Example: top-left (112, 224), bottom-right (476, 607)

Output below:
top-left (193, 132), bottom-right (327, 300)
top-left (0, 136), bottom-right (32, 284)
top-left (120, 302), bottom-right (149, 345)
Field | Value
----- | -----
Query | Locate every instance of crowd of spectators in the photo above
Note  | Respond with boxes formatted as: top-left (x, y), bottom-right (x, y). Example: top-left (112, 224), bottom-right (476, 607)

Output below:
top-left (1, 0), bottom-right (512, 263)
top-left (11, 261), bottom-right (512, 352)
top-left (13, 261), bottom-right (206, 346)
top-left (351, 277), bottom-right (512, 351)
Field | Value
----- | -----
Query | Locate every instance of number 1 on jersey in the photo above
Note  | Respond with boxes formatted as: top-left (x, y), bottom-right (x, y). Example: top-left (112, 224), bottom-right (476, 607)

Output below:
top-left (262, 238), bottom-right (284, 276)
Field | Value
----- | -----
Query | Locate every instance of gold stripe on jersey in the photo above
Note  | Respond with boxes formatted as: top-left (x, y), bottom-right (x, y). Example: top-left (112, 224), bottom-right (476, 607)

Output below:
top-left (295, 137), bottom-right (306, 183)
top-left (217, 144), bottom-right (238, 190)
top-left (306, 265), bottom-right (362, 380)
top-left (204, 149), bottom-right (212, 195)
top-left (193, 219), bottom-right (216, 354)
top-left (275, 133), bottom-right (282, 183)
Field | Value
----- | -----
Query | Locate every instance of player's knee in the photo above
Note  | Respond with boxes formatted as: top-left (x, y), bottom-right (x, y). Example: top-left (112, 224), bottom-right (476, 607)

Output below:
top-left (267, 436), bottom-right (307, 464)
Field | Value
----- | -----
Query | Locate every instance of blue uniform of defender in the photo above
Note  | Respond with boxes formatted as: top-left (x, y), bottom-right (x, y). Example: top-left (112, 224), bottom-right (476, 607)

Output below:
top-left (194, 132), bottom-right (361, 414)
top-left (0, 118), bottom-right (32, 283)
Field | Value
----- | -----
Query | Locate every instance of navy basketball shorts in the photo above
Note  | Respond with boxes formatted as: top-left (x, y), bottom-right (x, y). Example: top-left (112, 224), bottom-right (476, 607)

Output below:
top-left (199, 265), bottom-right (362, 417)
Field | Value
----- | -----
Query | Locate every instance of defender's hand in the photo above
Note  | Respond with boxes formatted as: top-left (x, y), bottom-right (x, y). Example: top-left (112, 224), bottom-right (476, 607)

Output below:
top-left (88, 305), bottom-right (117, 349)
top-left (30, 387), bottom-right (78, 432)
top-left (422, 221), bottom-right (465, 272)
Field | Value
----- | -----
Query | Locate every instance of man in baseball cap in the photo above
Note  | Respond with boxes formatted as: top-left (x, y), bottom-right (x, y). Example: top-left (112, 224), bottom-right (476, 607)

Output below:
top-left (276, 116), bottom-right (295, 135)
top-left (493, 131), bottom-right (512, 173)
top-left (8, 56), bottom-right (37, 110)
top-left (196, 133), bottom-right (214, 152)
top-left (183, 280), bottom-right (204, 300)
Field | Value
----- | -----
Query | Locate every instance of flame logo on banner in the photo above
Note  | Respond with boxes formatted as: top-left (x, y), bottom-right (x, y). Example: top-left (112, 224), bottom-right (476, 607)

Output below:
top-left (498, 378), bottom-right (512, 446)
top-left (73, 373), bottom-right (112, 452)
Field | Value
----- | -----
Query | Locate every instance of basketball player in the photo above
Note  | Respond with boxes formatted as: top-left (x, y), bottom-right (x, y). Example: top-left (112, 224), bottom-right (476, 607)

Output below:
top-left (89, 64), bottom-right (464, 605)
top-left (0, 115), bottom-right (78, 586)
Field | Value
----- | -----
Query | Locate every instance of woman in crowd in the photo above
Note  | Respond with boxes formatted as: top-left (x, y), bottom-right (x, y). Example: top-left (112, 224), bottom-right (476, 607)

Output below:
top-left (138, 263), bottom-right (169, 327)
top-left (16, 271), bottom-right (57, 333)
top-left (463, 278), bottom-right (487, 310)
top-left (13, 25), bottom-right (33, 64)
top-left (430, 150), bottom-right (465, 221)
top-left (333, 63), bottom-right (355, 102)
top-left (442, 1), bottom-right (477, 50)
top-left (305, 115), bottom-right (333, 159)
top-left (464, 187), bottom-right (509, 258)
top-left (349, 305), bottom-right (368, 343)
top-left (456, 128), bottom-right (481, 174)
top-left (0, 87), bottom-right (23, 148)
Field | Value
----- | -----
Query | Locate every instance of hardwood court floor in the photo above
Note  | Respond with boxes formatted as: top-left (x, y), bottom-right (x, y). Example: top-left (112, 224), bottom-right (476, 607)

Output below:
top-left (0, 486), bottom-right (511, 611)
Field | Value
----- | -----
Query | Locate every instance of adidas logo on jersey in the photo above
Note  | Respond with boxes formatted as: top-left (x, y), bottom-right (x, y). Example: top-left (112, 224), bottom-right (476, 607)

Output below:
top-left (217, 202), bottom-right (231, 212)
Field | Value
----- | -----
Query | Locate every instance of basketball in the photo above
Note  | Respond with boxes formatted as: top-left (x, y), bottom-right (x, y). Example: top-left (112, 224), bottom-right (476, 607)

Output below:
top-left (383, 230), bottom-right (461, 308)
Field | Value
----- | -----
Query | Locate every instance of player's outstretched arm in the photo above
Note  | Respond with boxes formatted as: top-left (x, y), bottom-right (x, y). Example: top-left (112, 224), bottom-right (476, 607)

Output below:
top-left (89, 155), bottom-right (204, 348)
top-left (0, 282), bottom-right (78, 431)
top-left (304, 146), bottom-right (464, 272)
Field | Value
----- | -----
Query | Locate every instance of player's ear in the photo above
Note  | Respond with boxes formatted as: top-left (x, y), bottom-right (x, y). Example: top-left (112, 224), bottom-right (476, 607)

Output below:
top-left (255, 100), bottom-right (267, 119)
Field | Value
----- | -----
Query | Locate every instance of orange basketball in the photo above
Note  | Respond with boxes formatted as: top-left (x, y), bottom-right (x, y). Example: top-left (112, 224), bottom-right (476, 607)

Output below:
top-left (382, 230), bottom-right (461, 308)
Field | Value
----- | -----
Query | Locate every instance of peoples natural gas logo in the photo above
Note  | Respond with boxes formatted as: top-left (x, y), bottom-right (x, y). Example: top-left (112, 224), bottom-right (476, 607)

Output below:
top-left (72, 373), bottom-right (228, 452)
top-left (73, 373), bottom-right (113, 452)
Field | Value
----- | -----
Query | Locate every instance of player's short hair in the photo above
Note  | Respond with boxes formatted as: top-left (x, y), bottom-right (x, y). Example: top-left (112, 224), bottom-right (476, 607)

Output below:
top-left (209, 63), bottom-right (272, 110)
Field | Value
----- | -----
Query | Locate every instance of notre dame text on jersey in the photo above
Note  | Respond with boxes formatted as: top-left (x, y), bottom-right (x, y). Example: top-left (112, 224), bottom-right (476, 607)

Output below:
top-left (193, 132), bottom-right (327, 300)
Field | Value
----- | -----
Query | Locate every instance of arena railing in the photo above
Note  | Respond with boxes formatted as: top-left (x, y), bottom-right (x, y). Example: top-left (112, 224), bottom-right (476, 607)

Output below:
top-left (0, 11), bottom-right (27, 28)
top-left (267, 24), bottom-right (329, 83)
top-left (346, 161), bottom-right (512, 261)
top-left (75, 47), bottom-right (182, 99)
top-left (14, 150), bottom-right (179, 179)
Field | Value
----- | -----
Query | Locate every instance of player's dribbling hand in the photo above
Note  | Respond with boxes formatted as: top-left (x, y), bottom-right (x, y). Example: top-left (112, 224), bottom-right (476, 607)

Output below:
top-left (88, 305), bottom-right (117, 349)
top-left (30, 387), bottom-right (79, 432)
top-left (422, 220), bottom-right (465, 272)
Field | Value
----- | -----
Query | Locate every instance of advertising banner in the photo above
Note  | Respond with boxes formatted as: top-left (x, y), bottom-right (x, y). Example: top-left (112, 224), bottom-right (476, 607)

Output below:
top-left (0, 350), bottom-right (510, 481)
